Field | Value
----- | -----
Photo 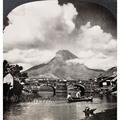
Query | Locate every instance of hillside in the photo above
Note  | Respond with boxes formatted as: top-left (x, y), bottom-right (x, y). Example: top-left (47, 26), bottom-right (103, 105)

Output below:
top-left (26, 50), bottom-right (104, 80)
top-left (98, 66), bottom-right (117, 78)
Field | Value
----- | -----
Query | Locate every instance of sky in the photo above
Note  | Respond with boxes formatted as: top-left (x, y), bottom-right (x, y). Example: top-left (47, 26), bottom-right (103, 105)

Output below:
top-left (3, 0), bottom-right (117, 70)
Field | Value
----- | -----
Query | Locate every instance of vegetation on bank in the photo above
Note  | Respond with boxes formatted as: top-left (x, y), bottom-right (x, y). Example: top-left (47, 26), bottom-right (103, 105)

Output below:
top-left (81, 108), bottom-right (117, 120)
top-left (3, 60), bottom-right (28, 103)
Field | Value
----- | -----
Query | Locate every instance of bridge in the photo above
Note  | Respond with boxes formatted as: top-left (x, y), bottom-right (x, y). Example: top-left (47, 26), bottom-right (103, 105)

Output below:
top-left (23, 78), bottom-right (96, 96)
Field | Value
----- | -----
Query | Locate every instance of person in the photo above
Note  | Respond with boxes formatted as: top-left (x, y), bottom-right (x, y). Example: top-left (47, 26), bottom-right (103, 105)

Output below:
top-left (67, 93), bottom-right (72, 100)
top-left (83, 106), bottom-right (96, 117)
top-left (83, 106), bottom-right (90, 118)
top-left (76, 90), bottom-right (81, 98)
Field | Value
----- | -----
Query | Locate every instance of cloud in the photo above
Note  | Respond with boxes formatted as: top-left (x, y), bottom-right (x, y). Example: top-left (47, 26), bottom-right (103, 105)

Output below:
top-left (75, 50), bottom-right (95, 59)
top-left (3, 0), bottom-right (117, 70)
top-left (66, 52), bottom-right (116, 70)
top-left (85, 56), bottom-right (116, 70)
top-left (76, 22), bottom-right (117, 53)
top-left (4, 49), bottom-right (56, 70)
top-left (4, 0), bottom-right (77, 51)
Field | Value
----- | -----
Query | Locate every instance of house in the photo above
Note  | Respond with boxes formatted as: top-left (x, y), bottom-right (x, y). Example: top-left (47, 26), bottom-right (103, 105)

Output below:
top-left (3, 73), bottom-right (13, 89)
top-left (98, 73), bottom-right (117, 91)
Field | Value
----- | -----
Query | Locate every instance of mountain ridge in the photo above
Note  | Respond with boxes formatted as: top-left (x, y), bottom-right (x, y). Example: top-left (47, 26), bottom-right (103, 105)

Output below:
top-left (98, 66), bottom-right (117, 78)
top-left (25, 50), bottom-right (106, 80)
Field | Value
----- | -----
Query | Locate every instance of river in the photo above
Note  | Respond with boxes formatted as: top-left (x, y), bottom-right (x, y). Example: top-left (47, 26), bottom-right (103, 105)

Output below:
top-left (3, 93), bottom-right (117, 120)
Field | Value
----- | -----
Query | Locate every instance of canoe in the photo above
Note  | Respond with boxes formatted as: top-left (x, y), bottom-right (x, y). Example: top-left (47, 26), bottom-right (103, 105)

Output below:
top-left (67, 96), bottom-right (93, 103)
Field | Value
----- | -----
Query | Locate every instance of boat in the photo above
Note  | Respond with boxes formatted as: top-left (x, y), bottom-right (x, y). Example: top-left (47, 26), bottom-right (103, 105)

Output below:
top-left (67, 96), bottom-right (93, 103)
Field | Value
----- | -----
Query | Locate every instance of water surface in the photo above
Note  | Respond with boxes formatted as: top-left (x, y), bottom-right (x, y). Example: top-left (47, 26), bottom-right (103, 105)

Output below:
top-left (4, 93), bottom-right (117, 120)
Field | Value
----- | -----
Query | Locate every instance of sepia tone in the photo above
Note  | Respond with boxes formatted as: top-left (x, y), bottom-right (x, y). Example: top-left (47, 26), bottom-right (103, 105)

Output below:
top-left (3, 0), bottom-right (117, 120)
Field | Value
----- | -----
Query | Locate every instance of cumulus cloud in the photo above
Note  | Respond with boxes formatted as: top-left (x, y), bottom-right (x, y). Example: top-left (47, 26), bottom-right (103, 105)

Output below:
top-left (66, 52), bottom-right (116, 70)
top-left (3, 0), bottom-right (117, 70)
top-left (4, 0), bottom-right (77, 51)
top-left (76, 22), bottom-right (117, 53)
top-left (4, 49), bottom-right (56, 70)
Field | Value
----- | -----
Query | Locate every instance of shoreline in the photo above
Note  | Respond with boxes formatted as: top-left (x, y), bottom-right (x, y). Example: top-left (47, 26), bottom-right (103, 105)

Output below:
top-left (81, 107), bottom-right (117, 120)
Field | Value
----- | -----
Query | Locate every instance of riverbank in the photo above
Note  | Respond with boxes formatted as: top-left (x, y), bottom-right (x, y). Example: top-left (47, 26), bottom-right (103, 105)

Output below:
top-left (81, 108), bottom-right (117, 120)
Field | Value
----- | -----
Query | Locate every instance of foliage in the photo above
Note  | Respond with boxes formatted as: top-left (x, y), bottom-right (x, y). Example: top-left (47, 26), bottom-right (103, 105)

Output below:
top-left (3, 60), bottom-right (28, 103)
top-left (3, 60), bottom-right (28, 82)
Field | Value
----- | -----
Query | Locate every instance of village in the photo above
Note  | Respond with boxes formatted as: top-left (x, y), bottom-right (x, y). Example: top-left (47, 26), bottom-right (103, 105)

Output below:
top-left (3, 60), bottom-right (117, 103)
top-left (3, 60), bottom-right (117, 120)
top-left (3, 0), bottom-right (117, 119)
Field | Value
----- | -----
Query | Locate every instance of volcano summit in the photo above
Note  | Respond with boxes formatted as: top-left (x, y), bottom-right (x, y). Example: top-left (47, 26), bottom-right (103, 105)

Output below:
top-left (26, 50), bottom-right (104, 80)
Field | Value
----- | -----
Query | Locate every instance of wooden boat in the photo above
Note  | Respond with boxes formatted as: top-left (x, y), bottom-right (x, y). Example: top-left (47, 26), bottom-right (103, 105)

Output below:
top-left (67, 96), bottom-right (93, 103)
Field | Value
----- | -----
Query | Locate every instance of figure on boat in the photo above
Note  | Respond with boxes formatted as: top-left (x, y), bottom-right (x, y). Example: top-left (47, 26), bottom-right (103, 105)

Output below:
top-left (67, 93), bottom-right (72, 101)
top-left (76, 90), bottom-right (81, 98)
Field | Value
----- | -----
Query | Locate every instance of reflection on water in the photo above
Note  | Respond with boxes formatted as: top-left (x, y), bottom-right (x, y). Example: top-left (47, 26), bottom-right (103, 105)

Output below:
top-left (38, 91), bottom-right (54, 98)
top-left (4, 92), bottom-right (117, 120)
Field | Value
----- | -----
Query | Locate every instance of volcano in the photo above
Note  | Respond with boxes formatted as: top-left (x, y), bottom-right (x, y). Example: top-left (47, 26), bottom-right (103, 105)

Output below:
top-left (26, 50), bottom-right (104, 80)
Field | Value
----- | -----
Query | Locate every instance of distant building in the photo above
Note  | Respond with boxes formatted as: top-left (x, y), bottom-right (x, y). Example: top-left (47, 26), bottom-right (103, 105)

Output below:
top-left (98, 73), bottom-right (117, 91)
top-left (3, 73), bottom-right (13, 88)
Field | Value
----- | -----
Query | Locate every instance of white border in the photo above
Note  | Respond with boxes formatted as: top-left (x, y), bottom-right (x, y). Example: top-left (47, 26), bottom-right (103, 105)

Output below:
top-left (0, 0), bottom-right (119, 120)
top-left (0, 0), bottom-right (3, 119)
top-left (117, 0), bottom-right (120, 119)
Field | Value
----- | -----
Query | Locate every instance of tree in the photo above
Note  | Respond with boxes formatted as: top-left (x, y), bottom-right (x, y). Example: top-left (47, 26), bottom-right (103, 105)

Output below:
top-left (3, 60), bottom-right (10, 78)
top-left (3, 60), bottom-right (28, 102)
top-left (3, 60), bottom-right (27, 81)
